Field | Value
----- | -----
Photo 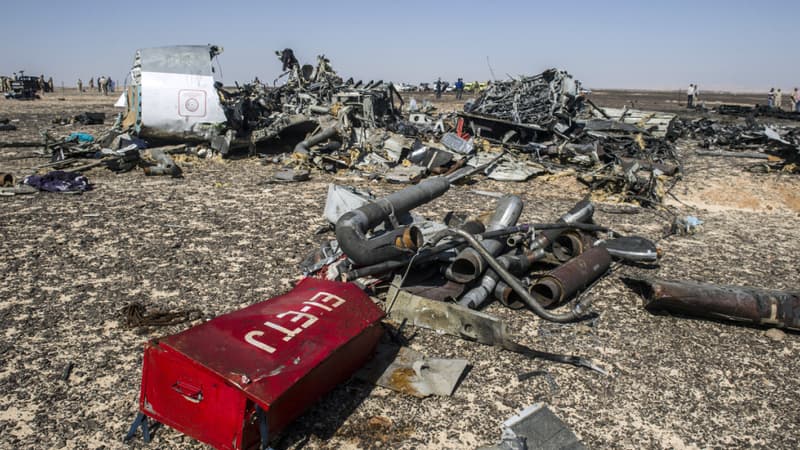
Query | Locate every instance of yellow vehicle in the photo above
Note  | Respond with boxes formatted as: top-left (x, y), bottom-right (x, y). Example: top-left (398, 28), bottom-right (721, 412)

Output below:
top-left (466, 81), bottom-right (489, 92)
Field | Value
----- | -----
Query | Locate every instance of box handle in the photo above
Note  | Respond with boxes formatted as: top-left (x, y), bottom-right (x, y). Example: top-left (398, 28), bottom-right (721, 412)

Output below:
top-left (171, 380), bottom-right (203, 403)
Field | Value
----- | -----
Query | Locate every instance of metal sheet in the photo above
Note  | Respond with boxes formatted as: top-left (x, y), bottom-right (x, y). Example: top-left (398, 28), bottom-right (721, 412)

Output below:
top-left (140, 45), bottom-right (217, 76)
top-left (323, 184), bottom-right (373, 224)
top-left (479, 404), bottom-right (586, 450)
top-left (359, 346), bottom-right (468, 398)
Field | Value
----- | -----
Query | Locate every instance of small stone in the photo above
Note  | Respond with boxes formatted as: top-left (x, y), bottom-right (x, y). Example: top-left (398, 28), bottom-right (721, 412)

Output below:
top-left (765, 328), bottom-right (785, 341)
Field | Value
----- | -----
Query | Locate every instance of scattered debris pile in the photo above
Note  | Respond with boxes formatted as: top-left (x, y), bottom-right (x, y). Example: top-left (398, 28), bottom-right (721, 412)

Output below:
top-left (301, 178), bottom-right (661, 376)
top-left (717, 103), bottom-right (800, 121)
top-left (52, 112), bottom-right (105, 126)
top-left (4, 49), bottom-right (690, 208)
top-left (454, 69), bottom-right (682, 206)
top-left (463, 68), bottom-right (583, 133)
top-left (676, 117), bottom-right (800, 172)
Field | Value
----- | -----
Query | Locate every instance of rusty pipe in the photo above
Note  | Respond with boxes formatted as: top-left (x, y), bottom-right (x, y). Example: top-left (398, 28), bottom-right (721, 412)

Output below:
top-left (626, 278), bottom-right (800, 330)
top-left (527, 246), bottom-right (612, 309)
top-left (458, 248), bottom-right (545, 309)
top-left (552, 230), bottom-right (596, 263)
top-left (435, 229), bottom-right (584, 322)
top-left (531, 199), bottom-right (594, 252)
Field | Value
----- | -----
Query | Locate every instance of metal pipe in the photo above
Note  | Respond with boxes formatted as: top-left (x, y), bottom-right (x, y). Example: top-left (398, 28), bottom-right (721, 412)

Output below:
top-left (446, 195), bottom-right (523, 283)
top-left (552, 230), bottom-right (595, 262)
top-left (531, 223), bottom-right (610, 232)
top-left (335, 176), bottom-right (451, 267)
top-left (527, 246), bottom-right (612, 308)
top-left (308, 105), bottom-right (331, 115)
top-left (493, 281), bottom-right (522, 307)
top-left (506, 233), bottom-right (527, 248)
top-left (626, 278), bottom-right (800, 330)
top-left (344, 223), bottom-right (537, 281)
top-left (435, 229), bottom-right (584, 322)
top-left (458, 248), bottom-right (545, 309)
top-left (531, 199), bottom-right (594, 252)
top-left (293, 126), bottom-right (338, 155)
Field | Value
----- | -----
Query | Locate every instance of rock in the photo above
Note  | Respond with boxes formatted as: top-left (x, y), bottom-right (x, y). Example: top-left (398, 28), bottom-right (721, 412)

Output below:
top-left (765, 328), bottom-right (786, 342)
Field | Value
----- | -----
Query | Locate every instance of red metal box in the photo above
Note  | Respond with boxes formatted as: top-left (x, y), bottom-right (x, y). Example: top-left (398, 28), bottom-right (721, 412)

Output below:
top-left (136, 278), bottom-right (385, 449)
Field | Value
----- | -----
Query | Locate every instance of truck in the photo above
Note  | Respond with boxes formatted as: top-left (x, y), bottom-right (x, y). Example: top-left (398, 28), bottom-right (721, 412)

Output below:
top-left (4, 76), bottom-right (40, 100)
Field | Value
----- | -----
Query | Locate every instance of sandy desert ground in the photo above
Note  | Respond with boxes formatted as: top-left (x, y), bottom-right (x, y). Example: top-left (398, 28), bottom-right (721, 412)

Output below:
top-left (1, 89), bottom-right (799, 449)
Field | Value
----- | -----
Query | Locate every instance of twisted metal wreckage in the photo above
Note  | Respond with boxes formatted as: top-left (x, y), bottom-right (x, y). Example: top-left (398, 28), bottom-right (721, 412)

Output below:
top-left (10, 44), bottom-right (798, 196)
top-left (18, 45), bottom-right (786, 449)
top-left (16, 44), bottom-right (698, 206)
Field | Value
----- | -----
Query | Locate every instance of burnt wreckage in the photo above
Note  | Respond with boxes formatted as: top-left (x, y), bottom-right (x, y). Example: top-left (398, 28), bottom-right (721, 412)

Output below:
top-left (7, 44), bottom-right (792, 449)
top-left (28, 47), bottom-right (687, 208)
top-left (112, 48), bottom-right (684, 206)
top-left (458, 69), bottom-right (682, 206)
top-left (215, 50), bottom-right (409, 158)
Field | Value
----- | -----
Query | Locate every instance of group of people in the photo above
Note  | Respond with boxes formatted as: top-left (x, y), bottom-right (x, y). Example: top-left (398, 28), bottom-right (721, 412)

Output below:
top-left (0, 72), bottom-right (54, 93)
top-left (767, 87), bottom-right (800, 112)
top-left (433, 77), bottom-right (472, 100)
top-left (76, 76), bottom-right (115, 95)
top-left (37, 75), bottom-right (54, 93)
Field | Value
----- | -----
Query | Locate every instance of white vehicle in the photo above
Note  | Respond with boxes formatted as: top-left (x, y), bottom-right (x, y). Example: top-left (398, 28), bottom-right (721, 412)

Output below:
top-left (394, 82), bottom-right (416, 92)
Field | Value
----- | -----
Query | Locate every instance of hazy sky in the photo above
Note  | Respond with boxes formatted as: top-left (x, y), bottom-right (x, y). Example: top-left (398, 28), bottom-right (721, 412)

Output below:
top-left (1, 0), bottom-right (797, 92)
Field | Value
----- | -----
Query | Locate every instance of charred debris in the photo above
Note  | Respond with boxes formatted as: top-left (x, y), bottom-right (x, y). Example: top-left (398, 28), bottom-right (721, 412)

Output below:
top-left (4, 45), bottom-right (797, 449)
top-left (9, 47), bottom-right (696, 207)
top-left (675, 115), bottom-right (800, 172)
top-left (7, 46), bottom-right (799, 201)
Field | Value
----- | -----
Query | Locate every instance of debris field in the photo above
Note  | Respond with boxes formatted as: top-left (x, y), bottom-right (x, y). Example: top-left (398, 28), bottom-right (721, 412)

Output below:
top-left (1, 62), bottom-right (800, 449)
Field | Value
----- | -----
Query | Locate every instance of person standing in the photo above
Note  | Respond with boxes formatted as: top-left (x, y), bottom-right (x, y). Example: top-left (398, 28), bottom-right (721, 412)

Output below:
top-left (435, 78), bottom-right (443, 99)
top-left (47, 77), bottom-right (54, 93)
top-left (791, 88), bottom-right (800, 112)
top-left (89, 77), bottom-right (94, 90)
top-left (686, 84), bottom-right (695, 107)
top-left (767, 88), bottom-right (775, 107)
top-left (455, 78), bottom-right (464, 100)
top-left (775, 89), bottom-right (783, 109)
top-left (99, 76), bottom-right (108, 95)
top-left (77, 79), bottom-right (83, 94)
